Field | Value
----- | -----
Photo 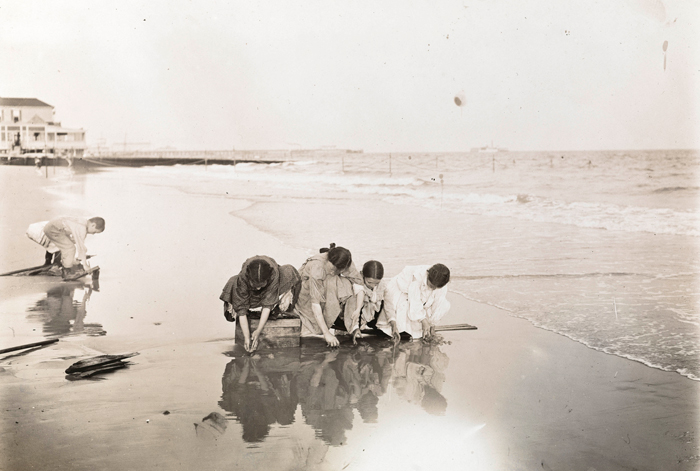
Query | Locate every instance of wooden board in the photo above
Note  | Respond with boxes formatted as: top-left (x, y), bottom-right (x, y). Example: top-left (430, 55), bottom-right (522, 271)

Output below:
top-left (435, 323), bottom-right (477, 332)
top-left (63, 266), bottom-right (100, 281)
top-left (235, 317), bottom-right (301, 349)
top-left (0, 264), bottom-right (49, 276)
top-left (0, 255), bottom-right (96, 277)
top-left (0, 338), bottom-right (59, 355)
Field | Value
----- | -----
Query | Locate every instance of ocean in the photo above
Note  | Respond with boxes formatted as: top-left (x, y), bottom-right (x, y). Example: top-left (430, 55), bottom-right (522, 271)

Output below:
top-left (138, 149), bottom-right (699, 381)
top-left (2, 152), bottom-right (698, 470)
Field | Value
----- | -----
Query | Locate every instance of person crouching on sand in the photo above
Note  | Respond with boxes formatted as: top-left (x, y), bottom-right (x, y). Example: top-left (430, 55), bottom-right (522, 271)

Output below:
top-left (220, 255), bottom-right (301, 352)
top-left (296, 244), bottom-right (363, 347)
top-left (346, 260), bottom-right (395, 345)
top-left (375, 264), bottom-right (451, 341)
top-left (42, 216), bottom-right (105, 280)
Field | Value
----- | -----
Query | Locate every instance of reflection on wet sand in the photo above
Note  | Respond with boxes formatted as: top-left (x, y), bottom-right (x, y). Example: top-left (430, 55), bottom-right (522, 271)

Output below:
top-left (220, 350), bottom-right (300, 443)
top-left (393, 340), bottom-right (450, 416)
top-left (194, 412), bottom-right (228, 441)
top-left (26, 280), bottom-right (105, 338)
top-left (220, 339), bottom-right (450, 447)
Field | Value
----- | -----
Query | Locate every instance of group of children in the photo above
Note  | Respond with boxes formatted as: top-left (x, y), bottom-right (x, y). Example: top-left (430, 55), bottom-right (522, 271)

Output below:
top-left (220, 244), bottom-right (451, 351)
top-left (24, 218), bottom-right (451, 351)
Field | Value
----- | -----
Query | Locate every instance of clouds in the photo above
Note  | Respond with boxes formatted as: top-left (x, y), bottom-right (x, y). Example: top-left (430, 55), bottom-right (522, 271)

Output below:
top-left (0, 0), bottom-right (697, 151)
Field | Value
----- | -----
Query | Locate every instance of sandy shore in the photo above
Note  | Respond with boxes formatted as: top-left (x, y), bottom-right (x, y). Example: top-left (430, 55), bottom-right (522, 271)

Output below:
top-left (1, 165), bottom-right (698, 471)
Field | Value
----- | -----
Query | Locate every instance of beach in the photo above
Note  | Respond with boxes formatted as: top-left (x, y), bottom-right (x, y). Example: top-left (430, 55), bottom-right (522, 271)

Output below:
top-left (1, 162), bottom-right (699, 471)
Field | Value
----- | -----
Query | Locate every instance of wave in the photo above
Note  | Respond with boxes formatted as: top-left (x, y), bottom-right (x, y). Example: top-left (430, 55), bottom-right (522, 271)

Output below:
top-left (452, 272), bottom-right (644, 280)
top-left (450, 288), bottom-right (700, 382)
top-left (653, 186), bottom-right (700, 193)
top-left (142, 163), bottom-right (700, 237)
top-left (381, 191), bottom-right (700, 237)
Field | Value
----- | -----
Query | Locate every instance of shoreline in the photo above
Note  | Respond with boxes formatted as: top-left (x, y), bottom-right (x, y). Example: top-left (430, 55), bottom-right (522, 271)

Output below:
top-left (1, 165), bottom-right (698, 471)
top-left (450, 287), bottom-right (700, 382)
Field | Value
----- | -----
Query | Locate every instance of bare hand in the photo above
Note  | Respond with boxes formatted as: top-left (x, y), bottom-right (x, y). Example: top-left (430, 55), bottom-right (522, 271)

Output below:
top-left (421, 319), bottom-right (433, 341)
top-left (278, 291), bottom-right (293, 312)
top-left (250, 331), bottom-right (261, 352)
top-left (351, 329), bottom-right (363, 345)
top-left (392, 330), bottom-right (401, 345)
top-left (224, 304), bottom-right (235, 323)
top-left (324, 332), bottom-right (340, 348)
top-left (244, 337), bottom-right (251, 352)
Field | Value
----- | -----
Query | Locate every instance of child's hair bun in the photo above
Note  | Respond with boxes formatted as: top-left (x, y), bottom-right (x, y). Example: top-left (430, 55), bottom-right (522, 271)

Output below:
top-left (319, 242), bottom-right (336, 253)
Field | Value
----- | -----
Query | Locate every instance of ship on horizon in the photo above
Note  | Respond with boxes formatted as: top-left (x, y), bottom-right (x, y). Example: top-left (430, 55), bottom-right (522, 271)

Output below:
top-left (471, 141), bottom-right (508, 153)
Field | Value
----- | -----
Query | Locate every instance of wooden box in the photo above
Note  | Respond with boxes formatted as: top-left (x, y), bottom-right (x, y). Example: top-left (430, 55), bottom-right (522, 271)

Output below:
top-left (235, 317), bottom-right (301, 349)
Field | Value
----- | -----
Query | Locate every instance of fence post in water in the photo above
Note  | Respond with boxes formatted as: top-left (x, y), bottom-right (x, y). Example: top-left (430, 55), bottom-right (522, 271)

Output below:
top-left (492, 155), bottom-right (495, 173)
top-left (440, 173), bottom-right (444, 209)
top-left (389, 153), bottom-right (392, 176)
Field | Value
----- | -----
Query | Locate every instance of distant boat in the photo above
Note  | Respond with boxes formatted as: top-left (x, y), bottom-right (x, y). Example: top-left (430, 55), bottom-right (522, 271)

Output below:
top-left (346, 149), bottom-right (363, 154)
top-left (472, 141), bottom-right (508, 153)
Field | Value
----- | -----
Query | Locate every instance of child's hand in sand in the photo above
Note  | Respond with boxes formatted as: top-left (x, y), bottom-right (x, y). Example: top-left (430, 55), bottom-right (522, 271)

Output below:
top-left (351, 328), bottom-right (363, 345)
top-left (390, 320), bottom-right (401, 344)
top-left (324, 331), bottom-right (339, 347)
top-left (250, 330), bottom-right (261, 352)
top-left (421, 319), bottom-right (434, 341)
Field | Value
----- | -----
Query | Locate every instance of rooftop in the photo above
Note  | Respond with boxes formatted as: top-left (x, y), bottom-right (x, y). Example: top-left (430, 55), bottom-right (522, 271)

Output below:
top-left (0, 97), bottom-right (53, 107)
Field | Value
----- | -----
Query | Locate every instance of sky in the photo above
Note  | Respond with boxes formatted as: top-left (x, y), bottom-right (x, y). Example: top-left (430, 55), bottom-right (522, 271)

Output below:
top-left (0, 0), bottom-right (698, 152)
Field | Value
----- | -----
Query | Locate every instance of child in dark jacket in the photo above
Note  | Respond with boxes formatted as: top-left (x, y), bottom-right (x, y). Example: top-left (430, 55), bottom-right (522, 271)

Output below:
top-left (220, 255), bottom-right (301, 352)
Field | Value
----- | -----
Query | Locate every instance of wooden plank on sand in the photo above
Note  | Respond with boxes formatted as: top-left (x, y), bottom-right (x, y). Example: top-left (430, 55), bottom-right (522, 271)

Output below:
top-left (0, 338), bottom-right (59, 354)
top-left (435, 323), bottom-right (478, 331)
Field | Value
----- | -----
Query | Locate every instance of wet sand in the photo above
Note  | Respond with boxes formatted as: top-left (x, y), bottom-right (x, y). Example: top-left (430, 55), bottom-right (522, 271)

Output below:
top-left (1, 165), bottom-right (698, 471)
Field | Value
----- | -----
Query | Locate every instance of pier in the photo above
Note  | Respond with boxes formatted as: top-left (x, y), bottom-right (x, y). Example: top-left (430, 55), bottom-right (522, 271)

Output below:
top-left (1, 148), bottom-right (364, 168)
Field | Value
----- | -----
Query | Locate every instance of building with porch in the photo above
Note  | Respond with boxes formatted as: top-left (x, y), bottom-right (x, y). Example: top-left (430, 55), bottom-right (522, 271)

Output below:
top-left (0, 97), bottom-right (86, 158)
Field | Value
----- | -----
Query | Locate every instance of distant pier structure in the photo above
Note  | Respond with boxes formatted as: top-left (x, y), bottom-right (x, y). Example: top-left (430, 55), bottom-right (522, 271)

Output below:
top-left (74, 148), bottom-right (364, 167)
top-left (0, 100), bottom-right (363, 168)
top-left (0, 97), bottom-right (86, 160)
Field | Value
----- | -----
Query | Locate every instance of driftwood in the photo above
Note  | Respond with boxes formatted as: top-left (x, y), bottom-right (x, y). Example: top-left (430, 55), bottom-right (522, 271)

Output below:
top-left (66, 362), bottom-right (132, 380)
top-left (65, 353), bottom-right (139, 374)
top-left (0, 255), bottom-right (96, 277)
top-left (0, 338), bottom-right (59, 355)
top-left (0, 264), bottom-right (49, 277)
top-left (65, 352), bottom-right (138, 380)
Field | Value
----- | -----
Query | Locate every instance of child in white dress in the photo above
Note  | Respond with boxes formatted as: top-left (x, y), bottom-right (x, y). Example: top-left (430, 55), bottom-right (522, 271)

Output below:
top-left (376, 264), bottom-right (451, 341)
top-left (348, 260), bottom-right (388, 344)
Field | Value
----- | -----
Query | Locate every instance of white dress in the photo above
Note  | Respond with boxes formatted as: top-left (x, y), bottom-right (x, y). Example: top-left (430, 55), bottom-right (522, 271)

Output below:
top-left (376, 265), bottom-right (450, 339)
top-left (352, 280), bottom-right (386, 328)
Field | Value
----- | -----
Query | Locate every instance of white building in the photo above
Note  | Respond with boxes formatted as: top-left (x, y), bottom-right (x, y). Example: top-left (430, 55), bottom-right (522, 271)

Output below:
top-left (0, 97), bottom-right (87, 157)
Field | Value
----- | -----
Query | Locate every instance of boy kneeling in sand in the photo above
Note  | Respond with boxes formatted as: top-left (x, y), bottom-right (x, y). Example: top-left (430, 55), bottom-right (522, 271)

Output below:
top-left (41, 216), bottom-right (105, 280)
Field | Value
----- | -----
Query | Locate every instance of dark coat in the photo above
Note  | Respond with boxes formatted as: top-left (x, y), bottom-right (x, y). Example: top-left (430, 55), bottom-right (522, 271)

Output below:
top-left (220, 255), bottom-right (301, 318)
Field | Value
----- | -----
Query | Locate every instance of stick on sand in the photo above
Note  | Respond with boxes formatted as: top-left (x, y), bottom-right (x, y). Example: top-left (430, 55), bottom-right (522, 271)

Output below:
top-left (0, 338), bottom-right (59, 355)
